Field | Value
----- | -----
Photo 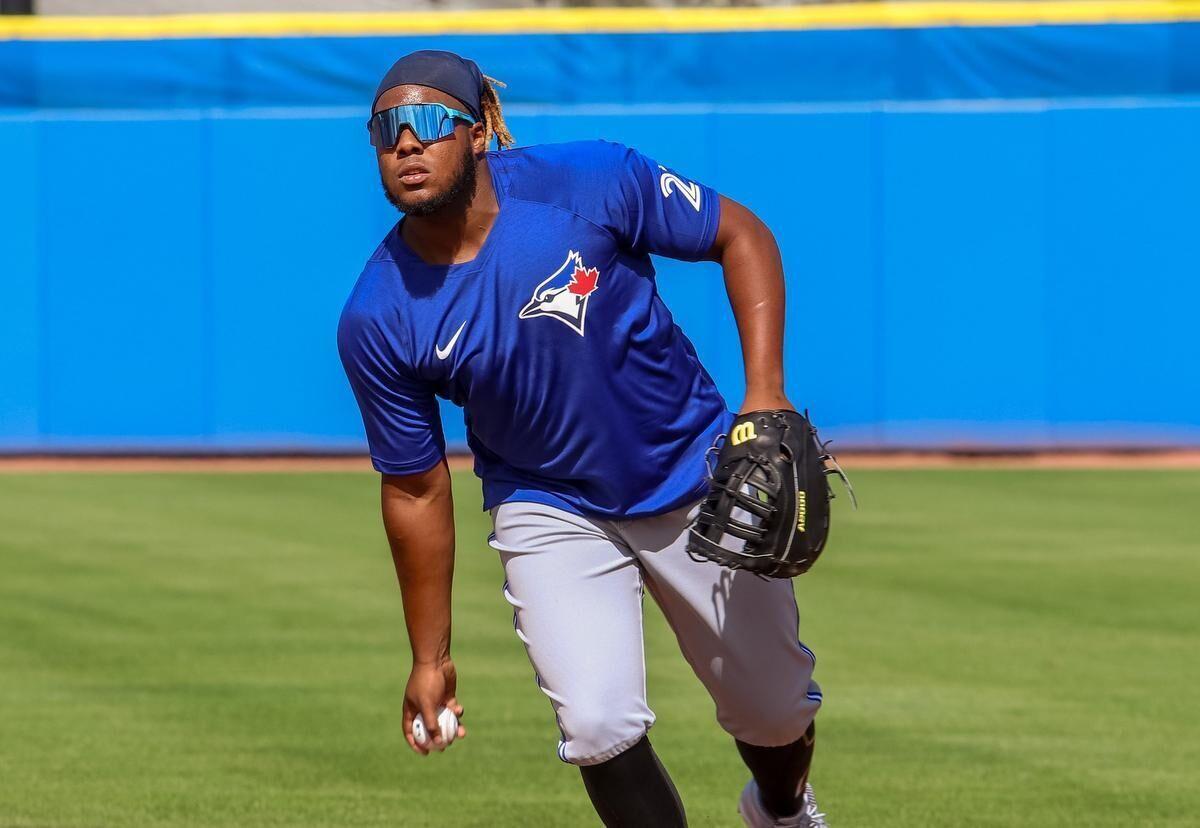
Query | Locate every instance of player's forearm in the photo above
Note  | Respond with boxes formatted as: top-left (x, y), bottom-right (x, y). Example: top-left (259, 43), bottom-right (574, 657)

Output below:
top-left (381, 464), bottom-right (456, 666)
top-left (709, 196), bottom-right (789, 409)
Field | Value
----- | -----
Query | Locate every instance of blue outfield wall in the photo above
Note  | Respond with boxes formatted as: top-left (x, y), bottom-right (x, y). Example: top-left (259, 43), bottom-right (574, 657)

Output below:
top-left (2, 19), bottom-right (1200, 451)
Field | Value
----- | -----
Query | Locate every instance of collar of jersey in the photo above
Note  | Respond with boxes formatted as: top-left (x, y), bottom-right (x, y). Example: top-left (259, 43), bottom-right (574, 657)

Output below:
top-left (390, 154), bottom-right (507, 278)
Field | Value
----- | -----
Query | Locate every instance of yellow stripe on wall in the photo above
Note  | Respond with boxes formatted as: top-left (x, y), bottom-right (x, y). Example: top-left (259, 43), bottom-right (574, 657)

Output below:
top-left (2, 1), bottom-right (1200, 40)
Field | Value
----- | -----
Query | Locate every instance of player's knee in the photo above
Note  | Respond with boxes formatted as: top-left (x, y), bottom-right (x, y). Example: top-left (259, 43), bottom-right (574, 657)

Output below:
top-left (559, 706), bottom-right (651, 766)
top-left (716, 681), bottom-right (821, 748)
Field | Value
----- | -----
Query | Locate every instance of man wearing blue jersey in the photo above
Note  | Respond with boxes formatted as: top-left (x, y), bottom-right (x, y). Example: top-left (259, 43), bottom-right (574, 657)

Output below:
top-left (339, 51), bottom-right (827, 827)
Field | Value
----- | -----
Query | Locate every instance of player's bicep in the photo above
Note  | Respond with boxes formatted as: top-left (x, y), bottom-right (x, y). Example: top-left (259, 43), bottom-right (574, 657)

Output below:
top-left (381, 461), bottom-right (454, 542)
top-left (704, 195), bottom-right (774, 262)
top-left (614, 146), bottom-right (721, 262)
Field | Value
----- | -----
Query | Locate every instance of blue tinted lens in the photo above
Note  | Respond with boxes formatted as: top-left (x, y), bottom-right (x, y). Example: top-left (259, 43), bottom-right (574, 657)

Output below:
top-left (368, 104), bottom-right (458, 148)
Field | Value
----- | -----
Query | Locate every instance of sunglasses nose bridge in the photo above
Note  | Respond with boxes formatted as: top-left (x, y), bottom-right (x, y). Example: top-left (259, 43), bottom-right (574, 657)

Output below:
top-left (392, 125), bottom-right (425, 154)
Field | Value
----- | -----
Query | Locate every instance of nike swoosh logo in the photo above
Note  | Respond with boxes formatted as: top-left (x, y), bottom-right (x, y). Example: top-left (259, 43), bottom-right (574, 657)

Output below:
top-left (435, 321), bottom-right (467, 360)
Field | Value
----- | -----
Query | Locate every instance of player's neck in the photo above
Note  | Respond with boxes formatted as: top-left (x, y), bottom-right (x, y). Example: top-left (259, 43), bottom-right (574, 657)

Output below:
top-left (401, 158), bottom-right (499, 266)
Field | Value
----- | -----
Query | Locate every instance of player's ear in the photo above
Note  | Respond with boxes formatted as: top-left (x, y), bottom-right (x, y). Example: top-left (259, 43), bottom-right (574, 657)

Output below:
top-left (470, 121), bottom-right (488, 156)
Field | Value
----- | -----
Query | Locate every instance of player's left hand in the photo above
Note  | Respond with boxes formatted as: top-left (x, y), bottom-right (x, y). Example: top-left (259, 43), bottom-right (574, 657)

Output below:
top-left (689, 408), bottom-right (855, 578)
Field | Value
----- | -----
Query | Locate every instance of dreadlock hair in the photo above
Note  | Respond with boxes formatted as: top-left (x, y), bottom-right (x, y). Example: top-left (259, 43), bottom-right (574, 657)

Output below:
top-left (481, 75), bottom-right (515, 150)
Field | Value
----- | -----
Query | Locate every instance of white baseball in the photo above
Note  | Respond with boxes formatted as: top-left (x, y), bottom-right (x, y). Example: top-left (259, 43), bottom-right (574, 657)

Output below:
top-left (412, 707), bottom-right (458, 751)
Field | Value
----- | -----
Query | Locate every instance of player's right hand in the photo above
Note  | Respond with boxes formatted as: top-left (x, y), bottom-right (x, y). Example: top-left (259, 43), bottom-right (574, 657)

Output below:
top-left (403, 658), bottom-right (467, 755)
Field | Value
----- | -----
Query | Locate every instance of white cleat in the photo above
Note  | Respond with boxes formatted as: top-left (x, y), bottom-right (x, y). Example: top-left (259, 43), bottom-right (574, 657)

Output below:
top-left (799, 784), bottom-right (828, 828)
top-left (738, 779), bottom-right (828, 828)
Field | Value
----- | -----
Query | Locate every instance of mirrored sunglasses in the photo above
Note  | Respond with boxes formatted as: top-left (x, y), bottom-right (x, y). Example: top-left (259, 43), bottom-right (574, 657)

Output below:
top-left (367, 102), bottom-right (475, 149)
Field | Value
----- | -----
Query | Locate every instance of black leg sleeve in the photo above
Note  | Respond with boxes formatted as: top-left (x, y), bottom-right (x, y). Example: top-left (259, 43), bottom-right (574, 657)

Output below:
top-left (579, 736), bottom-right (687, 827)
top-left (735, 721), bottom-right (816, 819)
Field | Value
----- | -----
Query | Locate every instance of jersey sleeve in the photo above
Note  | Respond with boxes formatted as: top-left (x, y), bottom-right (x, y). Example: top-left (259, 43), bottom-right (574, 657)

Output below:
top-left (337, 301), bottom-right (445, 476)
top-left (605, 143), bottom-right (722, 262)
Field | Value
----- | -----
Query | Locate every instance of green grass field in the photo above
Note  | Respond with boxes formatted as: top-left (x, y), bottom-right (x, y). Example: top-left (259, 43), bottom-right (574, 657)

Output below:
top-left (1, 469), bottom-right (1197, 827)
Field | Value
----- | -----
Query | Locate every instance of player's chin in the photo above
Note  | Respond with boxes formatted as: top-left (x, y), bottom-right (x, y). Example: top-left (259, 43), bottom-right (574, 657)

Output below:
top-left (396, 192), bottom-right (449, 217)
top-left (386, 177), bottom-right (434, 202)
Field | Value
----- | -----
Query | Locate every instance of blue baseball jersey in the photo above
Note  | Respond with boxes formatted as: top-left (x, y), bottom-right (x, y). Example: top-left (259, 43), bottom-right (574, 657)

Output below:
top-left (337, 140), bottom-right (732, 518)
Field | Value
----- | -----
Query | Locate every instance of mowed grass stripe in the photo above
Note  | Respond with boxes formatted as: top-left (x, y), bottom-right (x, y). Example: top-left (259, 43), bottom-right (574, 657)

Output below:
top-left (0, 470), bottom-right (1196, 826)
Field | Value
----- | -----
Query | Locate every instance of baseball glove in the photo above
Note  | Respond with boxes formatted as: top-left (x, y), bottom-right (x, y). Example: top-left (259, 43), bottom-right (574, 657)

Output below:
top-left (687, 409), bottom-right (855, 579)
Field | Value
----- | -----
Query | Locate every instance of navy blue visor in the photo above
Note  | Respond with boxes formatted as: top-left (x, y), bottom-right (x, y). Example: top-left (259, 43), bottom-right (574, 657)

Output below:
top-left (368, 102), bottom-right (475, 149)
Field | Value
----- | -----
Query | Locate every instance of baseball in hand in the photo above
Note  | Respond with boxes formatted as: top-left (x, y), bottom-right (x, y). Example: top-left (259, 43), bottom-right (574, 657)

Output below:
top-left (412, 707), bottom-right (458, 751)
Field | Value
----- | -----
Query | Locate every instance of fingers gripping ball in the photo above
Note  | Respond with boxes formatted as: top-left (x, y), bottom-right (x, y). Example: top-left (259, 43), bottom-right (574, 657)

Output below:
top-left (412, 707), bottom-right (459, 751)
top-left (687, 410), bottom-right (854, 579)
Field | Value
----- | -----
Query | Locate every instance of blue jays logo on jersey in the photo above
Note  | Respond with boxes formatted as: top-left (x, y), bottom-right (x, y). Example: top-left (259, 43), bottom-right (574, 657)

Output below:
top-left (517, 250), bottom-right (601, 336)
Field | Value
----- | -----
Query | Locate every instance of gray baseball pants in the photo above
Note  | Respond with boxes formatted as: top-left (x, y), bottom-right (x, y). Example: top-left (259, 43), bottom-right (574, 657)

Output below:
top-left (488, 499), bottom-right (822, 766)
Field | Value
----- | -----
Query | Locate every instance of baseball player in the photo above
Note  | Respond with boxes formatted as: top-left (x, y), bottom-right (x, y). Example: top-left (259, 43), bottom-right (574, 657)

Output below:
top-left (338, 50), bottom-right (829, 827)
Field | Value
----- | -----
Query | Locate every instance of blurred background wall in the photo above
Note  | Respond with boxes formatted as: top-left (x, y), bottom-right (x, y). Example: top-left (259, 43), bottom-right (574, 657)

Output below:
top-left (2, 6), bottom-right (1199, 452)
top-left (33, 0), bottom-right (841, 11)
